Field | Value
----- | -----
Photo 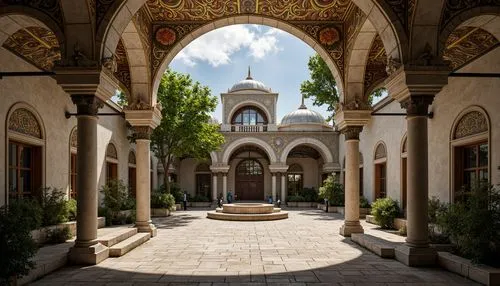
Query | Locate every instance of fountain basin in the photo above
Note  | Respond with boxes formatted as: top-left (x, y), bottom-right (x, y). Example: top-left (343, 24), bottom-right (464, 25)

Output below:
top-left (207, 203), bottom-right (288, 221)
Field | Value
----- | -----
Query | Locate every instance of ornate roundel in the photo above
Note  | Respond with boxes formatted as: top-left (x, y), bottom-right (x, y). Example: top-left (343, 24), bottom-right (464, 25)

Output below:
top-left (274, 137), bottom-right (284, 148)
top-left (155, 27), bottom-right (177, 46)
top-left (319, 27), bottom-right (340, 46)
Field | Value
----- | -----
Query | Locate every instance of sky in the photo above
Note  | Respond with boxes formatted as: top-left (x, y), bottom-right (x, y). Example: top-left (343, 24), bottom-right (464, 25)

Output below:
top-left (168, 24), bottom-right (332, 123)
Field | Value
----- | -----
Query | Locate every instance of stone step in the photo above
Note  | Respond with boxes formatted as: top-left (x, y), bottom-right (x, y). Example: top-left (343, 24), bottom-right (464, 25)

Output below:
top-left (351, 233), bottom-right (396, 258)
top-left (109, 233), bottom-right (151, 257)
top-left (98, 227), bottom-right (137, 247)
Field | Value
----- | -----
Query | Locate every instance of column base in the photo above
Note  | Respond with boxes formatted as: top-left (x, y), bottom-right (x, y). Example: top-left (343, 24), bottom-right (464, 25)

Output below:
top-left (68, 242), bottom-right (109, 265)
top-left (339, 221), bottom-right (364, 237)
top-left (395, 244), bottom-right (437, 266)
top-left (136, 222), bottom-right (157, 237)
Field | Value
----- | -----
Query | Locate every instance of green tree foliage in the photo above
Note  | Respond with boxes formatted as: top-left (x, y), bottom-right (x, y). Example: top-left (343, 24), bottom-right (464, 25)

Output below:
top-left (300, 54), bottom-right (338, 121)
top-left (318, 175), bottom-right (344, 206)
top-left (151, 70), bottom-right (224, 193)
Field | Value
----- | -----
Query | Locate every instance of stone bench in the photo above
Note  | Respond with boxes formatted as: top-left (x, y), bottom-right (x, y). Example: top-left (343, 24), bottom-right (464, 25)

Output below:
top-left (351, 233), bottom-right (397, 258)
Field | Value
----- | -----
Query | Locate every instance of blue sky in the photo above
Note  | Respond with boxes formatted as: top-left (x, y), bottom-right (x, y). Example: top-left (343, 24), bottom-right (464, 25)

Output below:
top-left (168, 24), bottom-right (332, 123)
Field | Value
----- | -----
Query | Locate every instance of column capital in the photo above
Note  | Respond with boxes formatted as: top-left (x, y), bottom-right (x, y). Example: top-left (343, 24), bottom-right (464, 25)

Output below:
top-left (268, 164), bottom-right (289, 173)
top-left (71, 95), bottom-right (103, 116)
top-left (342, 126), bottom-right (363, 141)
top-left (125, 107), bottom-right (162, 129)
top-left (210, 164), bottom-right (230, 174)
top-left (132, 126), bottom-right (153, 140)
top-left (55, 67), bottom-right (118, 101)
top-left (385, 66), bottom-right (449, 104)
top-left (334, 109), bottom-right (371, 131)
top-left (401, 95), bottom-right (435, 116)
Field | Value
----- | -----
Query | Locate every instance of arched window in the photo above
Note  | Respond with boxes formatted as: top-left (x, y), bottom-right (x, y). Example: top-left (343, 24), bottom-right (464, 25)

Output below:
top-left (7, 105), bottom-right (45, 200)
top-left (287, 164), bottom-right (303, 197)
top-left (401, 134), bottom-right (407, 214)
top-left (106, 143), bottom-right (118, 183)
top-left (231, 106), bottom-right (268, 126)
top-left (128, 151), bottom-right (136, 196)
top-left (69, 127), bottom-right (78, 198)
top-left (237, 159), bottom-right (263, 175)
top-left (451, 108), bottom-right (489, 201)
top-left (195, 163), bottom-right (211, 199)
top-left (374, 142), bottom-right (387, 199)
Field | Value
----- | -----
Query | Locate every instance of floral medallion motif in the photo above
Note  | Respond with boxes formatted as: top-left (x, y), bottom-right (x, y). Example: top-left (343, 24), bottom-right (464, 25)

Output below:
top-left (8, 108), bottom-right (42, 138)
top-left (454, 111), bottom-right (488, 139)
top-left (155, 27), bottom-right (177, 46)
top-left (319, 27), bottom-right (340, 46)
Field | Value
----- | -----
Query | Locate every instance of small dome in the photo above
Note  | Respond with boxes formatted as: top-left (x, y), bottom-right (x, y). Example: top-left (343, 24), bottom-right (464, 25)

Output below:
top-left (281, 104), bottom-right (326, 125)
top-left (228, 67), bottom-right (270, 93)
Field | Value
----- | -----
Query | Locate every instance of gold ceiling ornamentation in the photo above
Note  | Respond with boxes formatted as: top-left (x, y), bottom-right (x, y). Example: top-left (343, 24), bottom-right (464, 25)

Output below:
top-left (146, 0), bottom-right (239, 21)
top-left (257, 0), bottom-right (352, 21)
top-left (0, 0), bottom-right (64, 28)
top-left (364, 35), bottom-right (387, 94)
top-left (2, 26), bottom-right (61, 71)
top-left (343, 6), bottom-right (366, 66)
top-left (8, 108), bottom-right (42, 139)
top-left (132, 6), bottom-right (153, 68)
top-left (454, 111), bottom-right (488, 139)
top-left (443, 26), bottom-right (499, 70)
top-left (440, 0), bottom-right (500, 31)
top-left (115, 39), bottom-right (131, 92)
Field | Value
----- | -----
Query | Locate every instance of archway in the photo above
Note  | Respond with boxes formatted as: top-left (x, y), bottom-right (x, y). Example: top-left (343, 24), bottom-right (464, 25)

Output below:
top-left (235, 159), bottom-right (265, 201)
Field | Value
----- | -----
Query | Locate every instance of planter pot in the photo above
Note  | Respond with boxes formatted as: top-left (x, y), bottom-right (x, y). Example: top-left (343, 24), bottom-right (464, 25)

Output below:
top-left (151, 208), bottom-right (171, 217)
top-left (334, 206), bottom-right (345, 214)
top-left (189, 202), bottom-right (212, 207)
top-left (360, 208), bottom-right (371, 218)
top-left (30, 217), bottom-right (105, 245)
top-left (438, 252), bottom-right (500, 285)
top-left (287, 202), bottom-right (317, 208)
top-left (175, 203), bottom-right (182, 211)
top-left (393, 218), bottom-right (407, 230)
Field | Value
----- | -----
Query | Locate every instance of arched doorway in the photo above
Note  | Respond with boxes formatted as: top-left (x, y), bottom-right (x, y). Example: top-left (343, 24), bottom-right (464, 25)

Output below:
top-left (235, 159), bottom-right (264, 201)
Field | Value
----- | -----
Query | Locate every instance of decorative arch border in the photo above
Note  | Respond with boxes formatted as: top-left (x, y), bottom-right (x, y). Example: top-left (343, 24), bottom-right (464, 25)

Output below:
top-left (280, 137), bottom-right (333, 164)
top-left (222, 137), bottom-right (277, 164)
top-left (449, 105), bottom-right (491, 202)
top-left (5, 102), bottom-right (47, 203)
top-left (438, 8), bottom-right (500, 58)
top-left (226, 100), bottom-right (273, 125)
top-left (209, 151), bottom-right (218, 164)
top-left (373, 140), bottom-right (388, 163)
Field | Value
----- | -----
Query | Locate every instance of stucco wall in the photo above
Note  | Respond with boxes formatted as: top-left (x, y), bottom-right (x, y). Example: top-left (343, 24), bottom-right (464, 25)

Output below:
top-left (285, 157), bottom-right (321, 189)
top-left (0, 47), bottom-right (136, 206)
top-left (339, 46), bottom-right (500, 204)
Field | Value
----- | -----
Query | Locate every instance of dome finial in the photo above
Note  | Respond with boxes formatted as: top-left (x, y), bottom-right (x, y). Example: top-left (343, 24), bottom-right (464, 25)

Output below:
top-left (246, 66), bottom-right (253, 80)
top-left (299, 93), bottom-right (307, 109)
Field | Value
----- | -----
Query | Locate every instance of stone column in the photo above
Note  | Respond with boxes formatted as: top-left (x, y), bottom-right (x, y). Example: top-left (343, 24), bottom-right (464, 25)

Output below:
top-left (213, 173), bottom-right (218, 201)
top-left (271, 173), bottom-right (277, 202)
top-left (281, 173), bottom-right (286, 203)
top-left (339, 126), bottom-right (364, 237)
top-left (222, 173), bottom-right (227, 202)
top-left (68, 95), bottom-right (109, 264)
top-left (395, 96), bottom-right (437, 266)
top-left (132, 127), bottom-right (157, 237)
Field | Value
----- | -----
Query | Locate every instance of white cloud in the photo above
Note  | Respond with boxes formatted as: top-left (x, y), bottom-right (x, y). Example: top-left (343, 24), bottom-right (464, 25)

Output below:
top-left (173, 25), bottom-right (282, 67)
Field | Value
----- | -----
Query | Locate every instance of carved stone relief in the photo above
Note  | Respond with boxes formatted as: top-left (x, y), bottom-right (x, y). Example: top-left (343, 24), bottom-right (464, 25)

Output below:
top-left (8, 108), bottom-right (42, 138)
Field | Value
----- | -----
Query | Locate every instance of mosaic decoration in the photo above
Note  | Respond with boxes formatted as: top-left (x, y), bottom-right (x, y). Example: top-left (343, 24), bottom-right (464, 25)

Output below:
top-left (364, 35), bottom-right (388, 95)
top-left (443, 27), bottom-right (499, 70)
top-left (128, 151), bottom-right (136, 164)
top-left (454, 111), bottom-right (488, 139)
top-left (257, 0), bottom-right (353, 21)
top-left (0, 0), bottom-right (64, 28)
top-left (374, 143), bottom-right (387, 159)
top-left (70, 128), bottom-right (78, 148)
top-left (106, 143), bottom-right (118, 159)
top-left (8, 108), bottom-right (42, 138)
top-left (146, 0), bottom-right (239, 21)
top-left (440, 0), bottom-right (500, 31)
top-left (114, 39), bottom-right (131, 92)
top-left (3, 26), bottom-right (61, 71)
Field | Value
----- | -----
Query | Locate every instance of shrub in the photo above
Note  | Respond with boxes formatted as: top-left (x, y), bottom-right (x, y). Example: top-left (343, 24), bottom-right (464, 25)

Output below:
top-left (428, 196), bottom-right (449, 244)
top-left (5, 199), bottom-right (42, 231)
top-left (0, 203), bottom-right (38, 284)
top-left (47, 226), bottom-right (72, 244)
top-left (370, 198), bottom-right (400, 229)
top-left (287, 195), bottom-right (305, 202)
top-left (319, 175), bottom-right (344, 206)
top-left (191, 194), bottom-right (210, 202)
top-left (360, 196), bottom-right (371, 208)
top-left (67, 199), bottom-right (77, 221)
top-left (39, 187), bottom-right (69, 226)
top-left (398, 225), bottom-right (407, 236)
top-left (151, 191), bottom-right (176, 210)
top-left (100, 180), bottom-right (131, 212)
top-left (299, 187), bottom-right (318, 202)
top-left (436, 184), bottom-right (500, 266)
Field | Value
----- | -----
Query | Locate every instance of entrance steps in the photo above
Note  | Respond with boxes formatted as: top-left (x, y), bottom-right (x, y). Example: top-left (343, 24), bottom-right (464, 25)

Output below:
top-left (97, 226), bottom-right (151, 257)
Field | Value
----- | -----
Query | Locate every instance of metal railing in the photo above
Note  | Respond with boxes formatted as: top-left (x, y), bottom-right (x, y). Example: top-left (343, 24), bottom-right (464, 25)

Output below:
top-left (231, 125), bottom-right (267, 132)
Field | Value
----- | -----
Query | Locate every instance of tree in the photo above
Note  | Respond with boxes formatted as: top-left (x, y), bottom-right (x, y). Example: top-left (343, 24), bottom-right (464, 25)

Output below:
top-left (300, 54), bottom-right (386, 121)
top-left (300, 54), bottom-right (338, 122)
top-left (151, 70), bottom-right (224, 193)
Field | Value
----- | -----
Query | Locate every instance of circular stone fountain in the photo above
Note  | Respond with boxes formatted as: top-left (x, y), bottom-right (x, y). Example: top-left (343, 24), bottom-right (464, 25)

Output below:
top-left (207, 203), bottom-right (288, 221)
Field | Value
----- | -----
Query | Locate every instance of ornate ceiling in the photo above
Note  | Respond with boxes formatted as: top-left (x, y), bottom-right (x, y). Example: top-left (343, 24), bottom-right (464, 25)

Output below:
top-left (2, 26), bottom-right (61, 71)
top-left (364, 35), bottom-right (388, 95)
top-left (114, 39), bottom-right (131, 92)
top-left (443, 26), bottom-right (499, 70)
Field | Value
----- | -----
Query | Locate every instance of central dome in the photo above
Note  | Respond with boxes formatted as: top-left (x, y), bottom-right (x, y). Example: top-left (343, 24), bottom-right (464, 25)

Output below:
top-left (281, 104), bottom-right (326, 125)
top-left (229, 68), bottom-right (271, 93)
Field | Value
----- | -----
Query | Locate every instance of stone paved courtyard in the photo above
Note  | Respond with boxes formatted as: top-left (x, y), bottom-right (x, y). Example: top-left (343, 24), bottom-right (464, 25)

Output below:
top-left (33, 209), bottom-right (478, 285)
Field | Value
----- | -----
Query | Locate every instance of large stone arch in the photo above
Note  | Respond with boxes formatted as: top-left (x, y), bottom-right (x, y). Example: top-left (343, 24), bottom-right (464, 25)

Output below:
top-left (345, 18), bottom-right (378, 103)
top-left (280, 138), bottom-right (333, 164)
top-left (222, 138), bottom-right (277, 164)
top-left (227, 100), bottom-right (273, 125)
top-left (121, 21), bottom-right (151, 103)
top-left (151, 16), bottom-right (345, 106)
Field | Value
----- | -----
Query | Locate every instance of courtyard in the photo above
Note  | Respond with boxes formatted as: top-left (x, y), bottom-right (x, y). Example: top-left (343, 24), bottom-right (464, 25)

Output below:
top-left (32, 209), bottom-right (477, 285)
